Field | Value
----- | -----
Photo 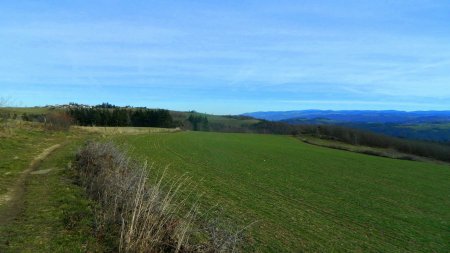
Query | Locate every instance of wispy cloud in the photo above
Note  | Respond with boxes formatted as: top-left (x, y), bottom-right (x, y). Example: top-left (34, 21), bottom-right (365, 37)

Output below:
top-left (0, 0), bottom-right (449, 113)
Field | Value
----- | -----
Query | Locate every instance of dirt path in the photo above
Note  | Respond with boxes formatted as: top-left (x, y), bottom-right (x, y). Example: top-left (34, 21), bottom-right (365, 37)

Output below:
top-left (0, 144), bottom-right (61, 225)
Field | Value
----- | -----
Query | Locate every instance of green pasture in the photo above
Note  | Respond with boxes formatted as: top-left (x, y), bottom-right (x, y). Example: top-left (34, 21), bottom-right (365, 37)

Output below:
top-left (115, 131), bottom-right (450, 252)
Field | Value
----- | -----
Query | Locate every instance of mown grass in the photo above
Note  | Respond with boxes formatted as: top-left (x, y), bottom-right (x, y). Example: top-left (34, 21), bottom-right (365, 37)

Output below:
top-left (1, 107), bottom-right (53, 115)
top-left (205, 115), bottom-right (260, 127)
top-left (115, 131), bottom-right (450, 252)
top-left (75, 125), bottom-right (180, 135)
top-left (298, 135), bottom-right (441, 163)
top-left (170, 111), bottom-right (260, 131)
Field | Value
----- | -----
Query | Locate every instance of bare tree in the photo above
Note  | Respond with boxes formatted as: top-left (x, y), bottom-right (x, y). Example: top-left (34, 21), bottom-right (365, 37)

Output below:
top-left (0, 97), bottom-right (10, 134)
top-left (0, 97), bottom-right (7, 107)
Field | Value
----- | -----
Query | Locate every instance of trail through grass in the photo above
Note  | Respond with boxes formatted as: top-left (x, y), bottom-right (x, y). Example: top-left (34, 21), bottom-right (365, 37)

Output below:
top-left (0, 128), bottom-right (102, 252)
top-left (0, 128), bottom-right (66, 202)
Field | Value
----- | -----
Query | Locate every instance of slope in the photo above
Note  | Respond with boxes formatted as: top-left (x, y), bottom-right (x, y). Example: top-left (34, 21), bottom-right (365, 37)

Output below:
top-left (115, 131), bottom-right (450, 252)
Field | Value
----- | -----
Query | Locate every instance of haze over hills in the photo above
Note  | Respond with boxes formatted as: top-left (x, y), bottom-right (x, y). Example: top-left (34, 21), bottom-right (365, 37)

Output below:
top-left (243, 110), bottom-right (450, 143)
top-left (242, 110), bottom-right (450, 123)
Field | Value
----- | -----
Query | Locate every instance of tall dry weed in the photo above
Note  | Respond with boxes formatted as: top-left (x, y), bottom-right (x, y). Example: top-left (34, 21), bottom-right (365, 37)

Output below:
top-left (74, 141), bottom-right (247, 252)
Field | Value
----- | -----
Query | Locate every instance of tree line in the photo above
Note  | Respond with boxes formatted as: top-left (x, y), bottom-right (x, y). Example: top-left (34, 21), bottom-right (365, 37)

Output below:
top-left (68, 107), bottom-right (177, 128)
top-left (187, 114), bottom-right (209, 131)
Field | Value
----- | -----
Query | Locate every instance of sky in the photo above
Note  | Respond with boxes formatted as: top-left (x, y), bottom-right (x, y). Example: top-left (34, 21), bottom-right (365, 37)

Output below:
top-left (1, 0), bottom-right (449, 114)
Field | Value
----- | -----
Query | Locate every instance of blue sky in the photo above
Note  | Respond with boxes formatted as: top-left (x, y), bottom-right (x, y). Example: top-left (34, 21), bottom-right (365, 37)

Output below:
top-left (1, 0), bottom-right (449, 114)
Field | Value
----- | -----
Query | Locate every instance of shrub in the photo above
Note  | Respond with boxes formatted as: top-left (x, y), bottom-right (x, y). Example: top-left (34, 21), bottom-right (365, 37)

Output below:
top-left (74, 141), bottom-right (246, 252)
top-left (45, 112), bottom-right (73, 131)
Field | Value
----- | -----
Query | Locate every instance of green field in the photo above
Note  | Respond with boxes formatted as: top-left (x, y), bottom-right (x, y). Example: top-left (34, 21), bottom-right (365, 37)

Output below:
top-left (1, 107), bottom-right (53, 115)
top-left (1, 125), bottom-right (449, 252)
top-left (115, 131), bottom-right (450, 252)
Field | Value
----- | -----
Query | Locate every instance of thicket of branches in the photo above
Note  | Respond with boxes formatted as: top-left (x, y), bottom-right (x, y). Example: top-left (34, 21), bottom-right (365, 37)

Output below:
top-left (44, 111), bottom-right (73, 131)
top-left (0, 98), bottom-right (8, 124)
top-left (251, 121), bottom-right (450, 162)
top-left (74, 141), bottom-right (246, 252)
top-left (0, 98), bottom-right (15, 135)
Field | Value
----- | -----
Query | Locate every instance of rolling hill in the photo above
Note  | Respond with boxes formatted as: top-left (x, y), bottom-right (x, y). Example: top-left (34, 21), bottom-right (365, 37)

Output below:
top-left (243, 110), bottom-right (450, 123)
top-left (244, 110), bottom-right (450, 143)
top-left (113, 131), bottom-right (450, 252)
top-left (1, 112), bottom-right (449, 252)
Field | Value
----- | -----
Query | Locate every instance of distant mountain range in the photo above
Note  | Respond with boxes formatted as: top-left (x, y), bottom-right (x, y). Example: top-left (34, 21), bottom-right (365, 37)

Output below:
top-left (242, 110), bottom-right (450, 143)
top-left (243, 110), bottom-right (450, 123)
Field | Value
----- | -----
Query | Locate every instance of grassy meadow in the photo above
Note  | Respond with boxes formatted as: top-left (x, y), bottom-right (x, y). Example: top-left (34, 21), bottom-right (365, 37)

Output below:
top-left (1, 120), bottom-right (449, 252)
top-left (114, 131), bottom-right (450, 252)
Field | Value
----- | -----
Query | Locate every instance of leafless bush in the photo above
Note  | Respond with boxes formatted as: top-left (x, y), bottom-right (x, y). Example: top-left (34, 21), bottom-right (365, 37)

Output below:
top-left (44, 111), bottom-right (73, 131)
top-left (74, 141), bottom-right (247, 252)
top-left (0, 97), bottom-right (9, 107)
top-left (0, 97), bottom-right (11, 136)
